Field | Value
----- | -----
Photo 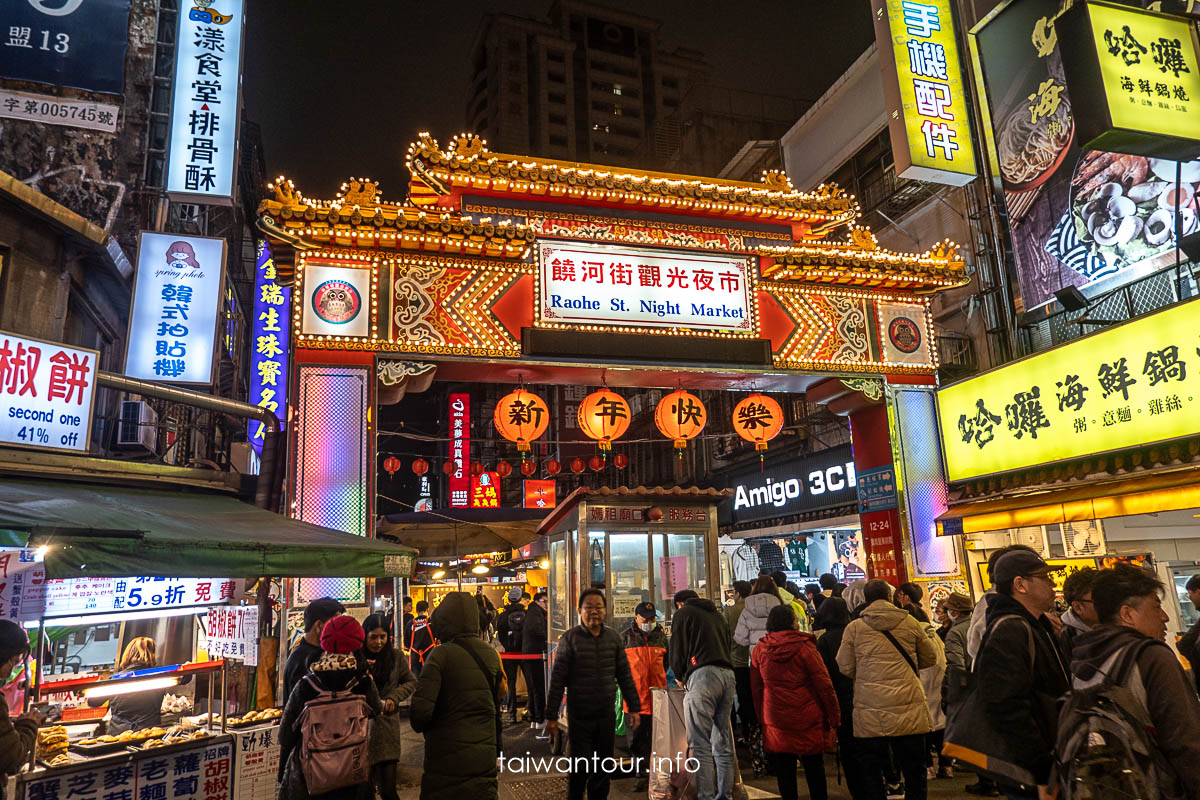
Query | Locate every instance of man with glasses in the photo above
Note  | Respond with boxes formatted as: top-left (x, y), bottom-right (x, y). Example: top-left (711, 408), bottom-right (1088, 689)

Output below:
top-left (1059, 567), bottom-right (1099, 659)
top-left (0, 619), bottom-right (39, 786)
top-left (545, 588), bottom-right (641, 800)
top-left (973, 551), bottom-right (1069, 800)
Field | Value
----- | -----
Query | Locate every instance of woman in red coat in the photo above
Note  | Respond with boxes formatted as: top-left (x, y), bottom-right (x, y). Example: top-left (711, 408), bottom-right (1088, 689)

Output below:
top-left (751, 604), bottom-right (841, 800)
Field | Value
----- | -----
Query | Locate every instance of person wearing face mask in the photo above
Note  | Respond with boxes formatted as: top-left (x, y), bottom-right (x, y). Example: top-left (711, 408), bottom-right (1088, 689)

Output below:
top-left (358, 614), bottom-right (417, 800)
top-left (0, 620), bottom-right (38, 795)
top-left (522, 590), bottom-right (549, 731)
top-left (621, 602), bottom-right (669, 792)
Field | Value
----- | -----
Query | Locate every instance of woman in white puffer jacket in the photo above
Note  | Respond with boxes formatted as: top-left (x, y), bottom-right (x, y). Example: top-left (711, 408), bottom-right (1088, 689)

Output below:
top-left (734, 575), bottom-right (783, 654)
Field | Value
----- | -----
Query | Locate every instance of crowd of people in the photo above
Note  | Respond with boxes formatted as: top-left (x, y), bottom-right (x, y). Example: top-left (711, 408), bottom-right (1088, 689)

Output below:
top-left (4, 551), bottom-right (1200, 800)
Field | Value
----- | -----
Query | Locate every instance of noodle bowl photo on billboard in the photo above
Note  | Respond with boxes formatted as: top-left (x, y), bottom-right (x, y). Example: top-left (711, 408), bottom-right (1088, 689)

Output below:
top-left (973, 0), bottom-right (1200, 314)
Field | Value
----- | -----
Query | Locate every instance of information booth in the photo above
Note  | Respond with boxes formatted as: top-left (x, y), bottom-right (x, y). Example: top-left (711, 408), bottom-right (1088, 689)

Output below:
top-left (536, 486), bottom-right (727, 650)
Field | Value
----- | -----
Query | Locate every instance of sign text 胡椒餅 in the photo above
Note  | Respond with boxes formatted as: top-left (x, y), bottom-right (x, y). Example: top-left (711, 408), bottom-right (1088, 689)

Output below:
top-left (125, 233), bottom-right (226, 384)
top-left (723, 444), bottom-right (858, 526)
top-left (248, 240), bottom-right (290, 456)
top-left (165, 0), bottom-right (244, 203)
top-left (537, 241), bottom-right (755, 335)
top-left (875, 0), bottom-right (977, 185)
top-left (1057, 1), bottom-right (1200, 159)
top-left (938, 297), bottom-right (1200, 481)
top-left (0, 331), bottom-right (97, 453)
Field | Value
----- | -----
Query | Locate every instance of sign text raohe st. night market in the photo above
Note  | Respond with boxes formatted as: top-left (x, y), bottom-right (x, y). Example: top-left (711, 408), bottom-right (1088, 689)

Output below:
top-left (537, 241), bottom-right (754, 334)
top-left (0, 331), bottom-right (96, 453)
top-left (938, 298), bottom-right (1200, 481)
top-left (882, 0), bottom-right (977, 185)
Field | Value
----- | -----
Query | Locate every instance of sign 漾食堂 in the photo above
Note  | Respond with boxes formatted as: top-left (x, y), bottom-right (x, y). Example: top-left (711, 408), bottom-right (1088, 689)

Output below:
top-left (537, 240), bottom-right (755, 335)
top-left (125, 232), bottom-right (226, 385)
top-left (165, 0), bottom-right (244, 203)
top-left (874, 0), bottom-right (977, 186)
top-left (0, 0), bottom-right (131, 95)
top-left (723, 444), bottom-right (858, 525)
top-left (0, 331), bottom-right (97, 453)
top-left (1057, 1), bottom-right (1200, 159)
top-left (938, 297), bottom-right (1200, 481)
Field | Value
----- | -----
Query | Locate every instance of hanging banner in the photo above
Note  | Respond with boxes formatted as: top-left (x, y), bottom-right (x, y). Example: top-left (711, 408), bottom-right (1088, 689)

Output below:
top-left (1056, 1), bottom-right (1200, 160)
top-left (971, 0), bottom-right (1200, 315)
top-left (0, 0), bottom-right (131, 95)
top-left (448, 393), bottom-right (470, 508)
top-left (164, 0), bottom-right (245, 203)
top-left (125, 232), bottom-right (226, 385)
top-left (203, 605), bottom-right (259, 665)
top-left (874, 0), bottom-right (978, 185)
top-left (0, 331), bottom-right (97, 453)
top-left (524, 479), bottom-right (556, 509)
top-left (248, 240), bottom-right (290, 456)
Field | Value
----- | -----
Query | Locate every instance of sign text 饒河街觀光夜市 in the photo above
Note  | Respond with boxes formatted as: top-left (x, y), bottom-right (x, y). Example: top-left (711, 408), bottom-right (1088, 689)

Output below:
top-left (937, 297), bottom-right (1200, 481)
top-left (537, 241), bottom-right (755, 335)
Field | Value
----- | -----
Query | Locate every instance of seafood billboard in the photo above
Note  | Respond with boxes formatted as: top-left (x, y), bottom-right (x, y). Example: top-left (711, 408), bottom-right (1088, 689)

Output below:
top-left (973, 0), bottom-right (1200, 314)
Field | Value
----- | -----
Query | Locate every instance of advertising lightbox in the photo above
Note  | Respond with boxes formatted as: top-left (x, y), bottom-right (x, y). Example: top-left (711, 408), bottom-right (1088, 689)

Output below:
top-left (0, 331), bottom-right (97, 453)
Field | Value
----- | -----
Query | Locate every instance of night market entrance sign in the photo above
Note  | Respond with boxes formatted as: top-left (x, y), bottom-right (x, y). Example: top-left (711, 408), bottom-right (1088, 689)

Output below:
top-left (937, 298), bottom-right (1200, 482)
top-left (258, 134), bottom-right (966, 381)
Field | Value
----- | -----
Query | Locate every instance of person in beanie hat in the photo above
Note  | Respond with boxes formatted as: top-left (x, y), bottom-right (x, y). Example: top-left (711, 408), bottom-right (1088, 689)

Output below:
top-left (495, 587), bottom-right (529, 722)
top-left (0, 620), bottom-right (38, 795)
top-left (278, 614), bottom-right (381, 800)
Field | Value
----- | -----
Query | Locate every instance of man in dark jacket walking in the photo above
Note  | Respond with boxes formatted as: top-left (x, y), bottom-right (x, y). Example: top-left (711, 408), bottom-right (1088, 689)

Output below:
top-left (410, 592), bottom-right (505, 800)
top-left (971, 551), bottom-right (1069, 800)
top-left (670, 589), bottom-right (735, 800)
top-left (546, 588), bottom-right (641, 800)
top-left (1174, 573), bottom-right (1200, 694)
top-left (522, 590), bottom-right (549, 729)
top-left (1069, 565), bottom-right (1200, 799)
top-left (495, 588), bottom-right (528, 722)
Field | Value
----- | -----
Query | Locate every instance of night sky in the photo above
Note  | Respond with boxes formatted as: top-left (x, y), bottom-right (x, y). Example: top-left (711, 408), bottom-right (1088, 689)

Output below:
top-left (243, 0), bottom-right (874, 198)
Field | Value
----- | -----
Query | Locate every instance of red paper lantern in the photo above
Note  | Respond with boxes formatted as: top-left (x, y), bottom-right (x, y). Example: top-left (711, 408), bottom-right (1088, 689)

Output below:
top-left (411, 458), bottom-right (429, 476)
top-left (588, 455), bottom-right (604, 472)
top-left (521, 460), bottom-right (537, 477)
top-left (613, 453), bottom-right (629, 469)
top-left (496, 461), bottom-right (512, 478)
top-left (442, 460), bottom-right (455, 476)
top-left (569, 457), bottom-right (585, 474)
top-left (383, 456), bottom-right (401, 476)
top-left (732, 394), bottom-right (785, 452)
top-left (546, 459), bottom-right (562, 476)
top-left (471, 461), bottom-right (484, 476)
top-left (655, 389), bottom-right (707, 450)
top-left (493, 388), bottom-right (550, 451)
top-left (647, 507), bottom-right (664, 522)
top-left (577, 389), bottom-right (631, 451)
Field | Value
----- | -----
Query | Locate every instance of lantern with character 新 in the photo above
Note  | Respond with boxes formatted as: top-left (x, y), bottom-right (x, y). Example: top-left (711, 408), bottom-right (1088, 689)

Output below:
top-left (577, 389), bottom-right (631, 451)
top-left (493, 388), bottom-right (550, 454)
top-left (732, 394), bottom-right (784, 453)
top-left (655, 389), bottom-right (707, 451)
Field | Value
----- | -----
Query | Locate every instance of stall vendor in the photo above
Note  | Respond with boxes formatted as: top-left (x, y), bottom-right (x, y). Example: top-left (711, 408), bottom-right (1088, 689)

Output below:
top-left (88, 638), bottom-right (168, 734)
top-left (0, 620), bottom-right (38, 790)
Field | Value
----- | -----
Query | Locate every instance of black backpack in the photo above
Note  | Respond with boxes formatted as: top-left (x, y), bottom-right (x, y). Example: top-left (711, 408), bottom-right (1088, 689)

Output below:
top-left (1055, 639), bottom-right (1183, 800)
top-left (504, 608), bottom-right (526, 651)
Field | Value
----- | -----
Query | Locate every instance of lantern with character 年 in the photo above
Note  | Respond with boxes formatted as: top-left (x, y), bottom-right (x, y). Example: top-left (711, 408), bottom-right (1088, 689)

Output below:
top-left (493, 388), bottom-right (550, 454)
top-left (577, 389), bottom-right (631, 451)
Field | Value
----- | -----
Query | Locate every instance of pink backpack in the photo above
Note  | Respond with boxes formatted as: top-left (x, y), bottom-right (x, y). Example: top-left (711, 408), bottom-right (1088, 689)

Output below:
top-left (298, 674), bottom-right (373, 794)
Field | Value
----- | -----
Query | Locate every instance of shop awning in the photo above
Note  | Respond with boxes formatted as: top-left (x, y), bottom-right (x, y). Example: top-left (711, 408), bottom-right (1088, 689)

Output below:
top-left (0, 480), bottom-right (417, 579)
top-left (376, 509), bottom-right (547, 559)
top-left (936, 467), bottom-right (1200, 536)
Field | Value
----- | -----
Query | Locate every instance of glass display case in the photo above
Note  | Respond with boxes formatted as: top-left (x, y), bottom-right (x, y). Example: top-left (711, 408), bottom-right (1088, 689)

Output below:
top-left (1169, 562), bottom-right (1200, 631)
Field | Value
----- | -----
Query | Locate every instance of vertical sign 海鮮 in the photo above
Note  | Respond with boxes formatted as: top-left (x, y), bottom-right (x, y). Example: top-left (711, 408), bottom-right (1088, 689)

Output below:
top-left (449, 393), bottom-right (470, 508)
top-left (0, 331), bottom-right (97, 453)
top-left (165, 0), bottom-right (244, 203)
top-left (125, 232), bottom-right (226, 384)
top-left (875, 0), bottom-right (977, 186)
top-left (0, 0), bottom-right (131, 95)
top-left (248, 240), bottom-right (290, 456)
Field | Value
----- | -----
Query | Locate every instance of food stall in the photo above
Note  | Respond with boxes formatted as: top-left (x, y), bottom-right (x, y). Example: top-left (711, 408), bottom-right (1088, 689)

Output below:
top-left (0, 477), bottom-right (416, 800)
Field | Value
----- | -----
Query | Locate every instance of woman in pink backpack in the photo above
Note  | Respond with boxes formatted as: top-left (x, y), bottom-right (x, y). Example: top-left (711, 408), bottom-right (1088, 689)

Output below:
top-left (278, 615), bottom-right (382, 800)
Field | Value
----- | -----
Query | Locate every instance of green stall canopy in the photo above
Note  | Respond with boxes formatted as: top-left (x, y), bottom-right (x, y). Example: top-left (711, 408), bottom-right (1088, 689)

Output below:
top-left (0, 480), bottom-right (416, 580)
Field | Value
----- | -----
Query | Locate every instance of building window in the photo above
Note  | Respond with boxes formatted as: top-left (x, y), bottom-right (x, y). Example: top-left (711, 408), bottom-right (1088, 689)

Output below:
top-left (613, 83), bottom-right (622, 95)
top-left (548, 70), bottom-right (565, 84)
top-left (548, 50), bottom-right (565, 63)
top-left (549, 92), bottom-right (566, 105)
top-left (662, 76), bottom-right (679, 89)
top-left (549, 112), bottom-right (567, 125)
top-left (549, 134), bottom-right (567, 146)
top-left (613, 105), bottom-right (622, 116)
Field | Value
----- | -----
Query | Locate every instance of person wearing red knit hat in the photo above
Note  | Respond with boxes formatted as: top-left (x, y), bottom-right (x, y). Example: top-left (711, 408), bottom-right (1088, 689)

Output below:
top-left (278, 614), bottom-right (382, 799)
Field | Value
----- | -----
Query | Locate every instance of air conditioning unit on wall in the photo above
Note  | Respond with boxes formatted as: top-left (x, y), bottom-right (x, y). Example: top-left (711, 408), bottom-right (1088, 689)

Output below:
top-left (116, 400), bottom-right (158, 452)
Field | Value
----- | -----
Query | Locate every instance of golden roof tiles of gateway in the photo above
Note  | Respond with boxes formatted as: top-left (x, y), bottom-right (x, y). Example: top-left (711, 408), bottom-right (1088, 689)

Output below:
top-left (758, 231), bottom-right (969, 290)
top-left (405, 132), bottom-right (858, 230)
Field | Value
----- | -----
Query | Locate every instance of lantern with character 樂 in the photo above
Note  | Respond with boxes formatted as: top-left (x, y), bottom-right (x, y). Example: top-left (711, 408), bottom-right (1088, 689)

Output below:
top-left (732, 394), bottom-right (784, 457)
